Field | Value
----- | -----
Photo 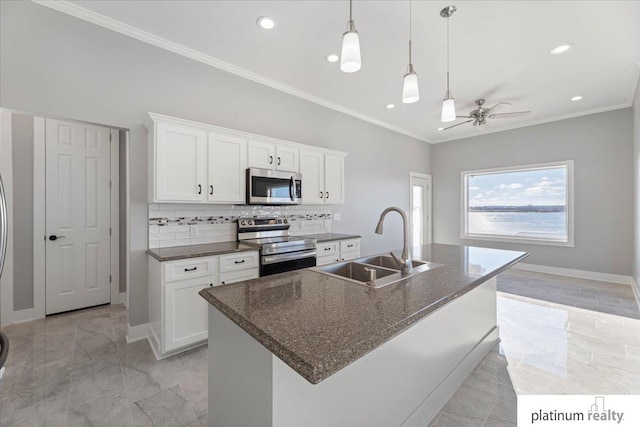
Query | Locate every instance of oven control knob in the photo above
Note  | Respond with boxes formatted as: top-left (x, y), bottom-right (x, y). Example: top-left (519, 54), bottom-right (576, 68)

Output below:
top-left (283, 219), bottom-right (288, 224)
top-left (248, 220), bottom-right (253, 225)
top-left (277, 219), bottom-right (283, 224)
top-left (240, 220), bottom-right (246, 226)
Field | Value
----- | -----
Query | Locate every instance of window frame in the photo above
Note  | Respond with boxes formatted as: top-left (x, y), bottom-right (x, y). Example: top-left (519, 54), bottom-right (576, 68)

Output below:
top-left (460, 160), bottom-right (574, 247)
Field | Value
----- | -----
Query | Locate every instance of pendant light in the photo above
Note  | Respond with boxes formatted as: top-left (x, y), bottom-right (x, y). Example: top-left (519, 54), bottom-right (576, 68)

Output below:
top-left (440, 6), bottom-right (457, 122)
top-left (402, 0), bottom-right (419, 103)
top-left (340, 0), bottom-right (361, 73)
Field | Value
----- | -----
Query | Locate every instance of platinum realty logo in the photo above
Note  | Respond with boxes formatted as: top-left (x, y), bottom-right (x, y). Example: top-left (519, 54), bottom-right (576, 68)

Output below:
top-left (518, 395), bottom-right (640, 426)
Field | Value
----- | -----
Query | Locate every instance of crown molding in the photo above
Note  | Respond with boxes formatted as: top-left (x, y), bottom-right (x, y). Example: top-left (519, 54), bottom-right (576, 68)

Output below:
top-left (432, 102), bottom-right (633, 144)
top-left (32, 0), bottom-right (431, 143)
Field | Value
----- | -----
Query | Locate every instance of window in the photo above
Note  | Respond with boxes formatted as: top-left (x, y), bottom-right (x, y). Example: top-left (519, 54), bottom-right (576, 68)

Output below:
top-left (461, 161), bottom-right (574, 246)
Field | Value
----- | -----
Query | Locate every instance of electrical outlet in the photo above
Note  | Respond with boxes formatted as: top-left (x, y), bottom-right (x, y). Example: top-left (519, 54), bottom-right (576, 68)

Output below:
top-left (299, 221), bottom-right (305, 229)
top-left (333, 213), bottom-right (342, 221)
top-left (190, 224), bottom-right (198, 237)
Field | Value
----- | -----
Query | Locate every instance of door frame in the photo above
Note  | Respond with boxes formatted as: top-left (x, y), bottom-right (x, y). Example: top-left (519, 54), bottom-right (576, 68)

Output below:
top-left (33, 118), bottom-right (121, 319)
top-left (409, 172), bottom-right (432, 246)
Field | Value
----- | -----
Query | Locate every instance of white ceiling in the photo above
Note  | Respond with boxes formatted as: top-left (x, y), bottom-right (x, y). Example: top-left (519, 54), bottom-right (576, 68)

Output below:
top-left (53, 0), bottom-right (639, 143)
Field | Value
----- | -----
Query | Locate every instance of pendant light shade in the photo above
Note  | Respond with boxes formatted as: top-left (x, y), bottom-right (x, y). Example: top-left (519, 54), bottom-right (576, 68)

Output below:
top-left (440, 6), bottom-right (457, 122)
top-left (340, 0), bottom-right (361, 73)
top-left (402, 65), bottom-right (419, 103)
top-left (441, 96), bottom-right (456, 122)
top-left (402, 0), bottom-right (419, 103)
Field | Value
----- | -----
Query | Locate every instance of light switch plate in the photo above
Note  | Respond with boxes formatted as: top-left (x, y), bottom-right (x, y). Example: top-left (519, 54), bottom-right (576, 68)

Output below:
top-left (333, 213), bottom-right (342, 221)
top-left (190, 224), bottom-right (198, 236)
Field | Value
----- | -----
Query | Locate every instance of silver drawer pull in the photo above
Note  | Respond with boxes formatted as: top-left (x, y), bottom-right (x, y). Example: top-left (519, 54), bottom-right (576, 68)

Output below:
top-left (184, 267), bottom-right (197, 272)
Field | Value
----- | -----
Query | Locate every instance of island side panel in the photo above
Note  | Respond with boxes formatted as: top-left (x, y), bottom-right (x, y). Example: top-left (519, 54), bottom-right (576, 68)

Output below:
top-left (208, 306), bottom-right (274, 427)
top-left (271, 277), bottom-right (498, 427)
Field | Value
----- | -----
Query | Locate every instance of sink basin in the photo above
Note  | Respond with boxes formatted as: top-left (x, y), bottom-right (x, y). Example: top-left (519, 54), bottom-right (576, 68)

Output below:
top-left (312, 255), bottom-right (443, 288)
top-left (356, 255), bottom-right (426, 270)
top-left (316, 262), bottom-right (397, 284)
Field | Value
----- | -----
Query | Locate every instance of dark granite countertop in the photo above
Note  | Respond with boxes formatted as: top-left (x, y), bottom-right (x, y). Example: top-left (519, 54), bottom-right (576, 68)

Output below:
top-left (300, 233), bottom-right (361, 242)
top-left (199, 243), bottom-right (527, 384)
top-left (147, 242), bottom-right (256, 261)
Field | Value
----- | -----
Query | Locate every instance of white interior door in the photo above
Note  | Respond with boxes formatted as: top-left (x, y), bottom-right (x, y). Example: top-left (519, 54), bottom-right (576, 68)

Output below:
top-left (45, 119), bottom-right (111, 315)
top-left (410, 173), bottom-right (432, 247)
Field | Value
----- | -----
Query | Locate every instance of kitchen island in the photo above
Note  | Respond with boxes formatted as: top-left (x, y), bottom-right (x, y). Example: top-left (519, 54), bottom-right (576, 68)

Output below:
top-left (199, 243), bottom-right (527, 427)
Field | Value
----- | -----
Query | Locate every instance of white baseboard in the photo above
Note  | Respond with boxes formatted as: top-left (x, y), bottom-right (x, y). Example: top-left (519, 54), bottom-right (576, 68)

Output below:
top-left (126, 323), bottom-right (149, 344)
top-left (511, 263), bottom-right (634, 286)
top-left (12, 308), bottom-right (36, 324)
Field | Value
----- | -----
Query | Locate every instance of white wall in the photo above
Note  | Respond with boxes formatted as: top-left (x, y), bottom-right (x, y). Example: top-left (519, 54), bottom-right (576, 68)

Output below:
top-left (432, 108), bottom-right (633, 276)
top-left (0, 2), bottom-right (431, 326)
top-left (633, 77), bottom-right (640, 292)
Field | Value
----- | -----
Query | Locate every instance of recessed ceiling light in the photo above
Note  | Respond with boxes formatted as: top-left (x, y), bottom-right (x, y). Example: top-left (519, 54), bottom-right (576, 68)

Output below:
top-left (257, 17), bottom-right (275, 30)
top-left (437, 127), bottom-right (444, 131)
top-left (571, 95), bottom-right (583, 101)
top-left (385, 104), bottom-right (395, 109)
top-left (550, 44), bottom-right (573, 55)
top-left (326, 54), bottom-right (339, 63)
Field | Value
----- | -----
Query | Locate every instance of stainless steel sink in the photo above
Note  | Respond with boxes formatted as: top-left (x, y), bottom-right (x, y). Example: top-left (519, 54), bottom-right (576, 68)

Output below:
top-left (317, 262), bottom-right (397, 284)
top-left (312, 255), bottom-right (443, 288)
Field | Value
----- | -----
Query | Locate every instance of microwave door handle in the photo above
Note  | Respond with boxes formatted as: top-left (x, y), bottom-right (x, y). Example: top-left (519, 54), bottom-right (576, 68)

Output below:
top-left (289, 176), bottom-right (294, 201)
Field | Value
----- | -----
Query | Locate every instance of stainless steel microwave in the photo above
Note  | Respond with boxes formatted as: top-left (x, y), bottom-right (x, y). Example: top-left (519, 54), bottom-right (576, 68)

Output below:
top-left (246, 168), bottom-right (302, 205)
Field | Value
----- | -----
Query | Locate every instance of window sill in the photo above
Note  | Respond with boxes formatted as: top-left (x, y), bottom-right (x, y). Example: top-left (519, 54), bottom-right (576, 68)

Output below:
top-left (461, 233), bottom-right (574, 248)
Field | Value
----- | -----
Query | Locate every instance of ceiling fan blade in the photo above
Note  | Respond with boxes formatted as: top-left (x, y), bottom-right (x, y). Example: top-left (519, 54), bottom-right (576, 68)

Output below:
top-left (488, 111), bottom-right (531, 119)
top-left (485, 102), bottom-right (512, 114)
top-left (456, 115), bottom-right (473, 119)
top-left (441, 120), bottom-right (473, 131)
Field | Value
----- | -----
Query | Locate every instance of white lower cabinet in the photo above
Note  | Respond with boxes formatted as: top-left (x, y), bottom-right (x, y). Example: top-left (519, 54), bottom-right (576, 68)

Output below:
top-left (316, 238), bottom-right (361, 266)
top-left (148, 250), bottom-right (259, 359)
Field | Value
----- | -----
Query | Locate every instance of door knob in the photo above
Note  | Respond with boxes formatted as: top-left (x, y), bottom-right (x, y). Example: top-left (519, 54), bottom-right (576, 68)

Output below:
top-left (49, 235), bottom-right (65, 241)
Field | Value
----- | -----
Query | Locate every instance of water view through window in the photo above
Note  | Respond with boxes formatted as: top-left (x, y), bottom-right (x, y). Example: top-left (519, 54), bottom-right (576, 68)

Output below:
top-left (465, 165), bottom-right (569, 243)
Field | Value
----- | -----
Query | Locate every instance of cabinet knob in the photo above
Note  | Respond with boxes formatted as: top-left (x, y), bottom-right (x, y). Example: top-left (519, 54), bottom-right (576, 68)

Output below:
top-left (221, 281), bottom-right (226, 285)
top-left (209, 283), bottom-right (213, 287)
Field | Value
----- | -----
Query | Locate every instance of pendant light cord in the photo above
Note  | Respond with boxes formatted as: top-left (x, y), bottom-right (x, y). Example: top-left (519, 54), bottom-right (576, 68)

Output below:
top-left (409, 0), bottom-right (412, 64)
top-left (349, 0), bottom-right (353, 21)
top-left (446, 15), bottom-right (450, 91)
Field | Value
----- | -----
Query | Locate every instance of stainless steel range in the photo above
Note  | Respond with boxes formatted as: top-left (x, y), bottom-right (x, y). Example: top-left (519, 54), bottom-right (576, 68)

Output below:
top-left (238, 217), bottom-right (316, 276)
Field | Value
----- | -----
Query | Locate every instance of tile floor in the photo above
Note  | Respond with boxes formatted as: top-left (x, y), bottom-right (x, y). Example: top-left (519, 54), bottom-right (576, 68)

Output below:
top-left (1, 270), bottom-right (639, 427)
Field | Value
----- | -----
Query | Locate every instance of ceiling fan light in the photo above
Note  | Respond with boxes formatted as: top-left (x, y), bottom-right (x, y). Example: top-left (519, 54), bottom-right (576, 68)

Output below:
top-left (441, 97), bottom-right (456, 122)
top-left (340, 24), bottom-right (361, 73)
top-left (402, 67), bottom-right (419, 104)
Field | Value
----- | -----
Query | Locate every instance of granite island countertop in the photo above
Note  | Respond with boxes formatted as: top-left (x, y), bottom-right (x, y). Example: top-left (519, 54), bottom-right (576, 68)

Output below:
top-left (147, 241), bottom-right (257, 261)
top-left (199, 243), bottom-right (527, 384)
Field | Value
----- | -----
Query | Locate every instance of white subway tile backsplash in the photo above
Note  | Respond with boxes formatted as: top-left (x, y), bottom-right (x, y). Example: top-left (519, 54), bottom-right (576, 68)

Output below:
top-left (148, 203), bottom-right (331, 248)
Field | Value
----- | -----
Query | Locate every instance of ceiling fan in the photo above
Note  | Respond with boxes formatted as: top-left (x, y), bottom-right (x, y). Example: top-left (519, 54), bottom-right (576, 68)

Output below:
top-left (441, 99), bottom-right (531, 131)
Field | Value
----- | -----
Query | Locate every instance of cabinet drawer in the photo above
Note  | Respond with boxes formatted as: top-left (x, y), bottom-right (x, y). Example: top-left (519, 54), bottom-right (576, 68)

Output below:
top-left (340, 239), bottom-right (360, 253)
top-left (317, 255), bottom-right (341, 266)
top-left (219, 251), bottom-right (259, 273)
top-left (220, 268), bottom-right (259, 285)
top-left (340, 250), bottom-right (360, 262)
top-left (164, 257), bottom-right (217, 283)
top-left (317, 242), bottom-right (339, 257)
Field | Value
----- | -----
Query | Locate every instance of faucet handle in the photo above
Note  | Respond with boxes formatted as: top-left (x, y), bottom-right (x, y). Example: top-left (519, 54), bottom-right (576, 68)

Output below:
top-left (363, 267), bottom-right (377, 285)
top-left (389, 252), bottom-right (406, 268)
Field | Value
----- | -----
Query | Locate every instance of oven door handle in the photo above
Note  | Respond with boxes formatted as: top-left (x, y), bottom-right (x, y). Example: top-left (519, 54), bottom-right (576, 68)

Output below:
top-left (262, 250), bottom-right (316, 265)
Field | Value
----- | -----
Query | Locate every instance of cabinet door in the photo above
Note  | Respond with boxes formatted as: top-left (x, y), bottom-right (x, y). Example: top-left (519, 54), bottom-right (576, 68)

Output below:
top-left (248, 139), bottom-right (275, 170)
top-left (275, 145), bottom-right (299, 172)
top-left (155, 123), bottom-right (207, 201)
top-left (299, 149), bottom-right (325, 204)
top-left (324, 155), bottom-right (345, 204)
top-left (208, 133), bottom-right (248, 203)
top-left (164, 278), bottom-right (212, 352)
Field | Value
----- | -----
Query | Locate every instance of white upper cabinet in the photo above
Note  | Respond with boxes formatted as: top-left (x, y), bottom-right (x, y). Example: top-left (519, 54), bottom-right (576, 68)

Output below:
top-left (208, 133), bottom-right (247, 203)
top-left (248, 139), bottom-right (299, 173)
top-left (300, 150), bottom-right (345, 205)
top-left (324, 154), bottom-right (345, 204)
top-left (275, 145), bottom-right (299, 172)
top-left (152, 123), bottom-right (207, 202)
top-left (300, 149), bottom-right (325, 204)
top-left (146, 113), bottom-right (345, 204)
